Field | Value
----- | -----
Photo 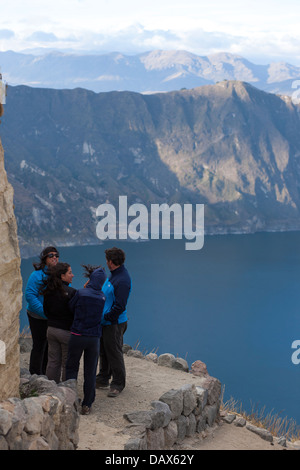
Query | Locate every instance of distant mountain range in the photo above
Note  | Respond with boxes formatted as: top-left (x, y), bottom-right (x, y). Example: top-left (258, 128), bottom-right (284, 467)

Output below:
top-left (1, 49), bottom-right (300, 96)
top-left (1, 81), bottom-right (300, 257)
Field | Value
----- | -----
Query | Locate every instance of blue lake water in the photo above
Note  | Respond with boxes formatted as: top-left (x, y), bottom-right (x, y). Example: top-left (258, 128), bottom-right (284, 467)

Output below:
top-left (19, 232), bottom-right (300, 425)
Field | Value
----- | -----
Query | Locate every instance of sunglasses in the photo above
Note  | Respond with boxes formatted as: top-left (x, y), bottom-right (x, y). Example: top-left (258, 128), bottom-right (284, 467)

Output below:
top-left (47, 253), bottom-right (59, 259)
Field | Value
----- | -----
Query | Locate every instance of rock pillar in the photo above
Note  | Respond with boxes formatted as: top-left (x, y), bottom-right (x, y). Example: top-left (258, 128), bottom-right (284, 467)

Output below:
top-left (0, 102), bottom-right (23, 399)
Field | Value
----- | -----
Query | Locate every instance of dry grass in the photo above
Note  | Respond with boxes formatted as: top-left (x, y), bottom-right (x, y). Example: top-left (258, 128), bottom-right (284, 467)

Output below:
top-left (132, 339), bottom-right (160, 356)
top-left (19, 326), bottom-right (32, 338)
top-left (221, 388), bottom-right (300, 442)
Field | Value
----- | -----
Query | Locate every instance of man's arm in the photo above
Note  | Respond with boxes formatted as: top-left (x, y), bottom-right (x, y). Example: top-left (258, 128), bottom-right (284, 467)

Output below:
top-left (103, 281), bottom-right (131, 324)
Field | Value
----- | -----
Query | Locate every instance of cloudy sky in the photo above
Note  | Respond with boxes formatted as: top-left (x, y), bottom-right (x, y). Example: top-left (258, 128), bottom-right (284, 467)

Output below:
top-left (0, 0), bottom-right (300, 64)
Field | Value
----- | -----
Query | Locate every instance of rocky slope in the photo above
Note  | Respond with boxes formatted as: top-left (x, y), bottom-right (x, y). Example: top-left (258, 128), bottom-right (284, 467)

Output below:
top-left (1, 81), bottom-right (300, 256)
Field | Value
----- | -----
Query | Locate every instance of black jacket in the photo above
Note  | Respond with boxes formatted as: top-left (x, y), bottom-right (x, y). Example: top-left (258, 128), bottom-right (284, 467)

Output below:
top-left (43, 283), bottom-right (77, 331)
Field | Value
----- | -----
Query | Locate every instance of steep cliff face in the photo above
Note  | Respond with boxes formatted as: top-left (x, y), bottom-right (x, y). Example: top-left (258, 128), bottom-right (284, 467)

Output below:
top-left (2, 82), bottom-right (300, 255)
top-left (0, 102), bottom-right (22, 400)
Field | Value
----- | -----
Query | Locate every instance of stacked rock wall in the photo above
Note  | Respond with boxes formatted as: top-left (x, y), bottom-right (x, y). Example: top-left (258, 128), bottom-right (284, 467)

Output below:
top-left (0, 370), bottom-right (80, 450)
top-left (123, 349), bottom-right (221, 450)
top-left (124, 382), bottom-right (221, 450)
top-left (0, 103), bottom-right (23, 400)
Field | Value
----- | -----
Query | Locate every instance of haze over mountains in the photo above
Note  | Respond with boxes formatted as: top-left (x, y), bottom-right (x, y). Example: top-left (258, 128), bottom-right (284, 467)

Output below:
top-left (1, 49), bottom-right (300, 96)
top-left (2, 80), bottom-right (300, 256)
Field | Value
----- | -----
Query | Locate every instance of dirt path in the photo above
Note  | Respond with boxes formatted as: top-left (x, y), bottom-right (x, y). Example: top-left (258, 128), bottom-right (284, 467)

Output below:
top-left (20, 346), bottom-right (292, 450)
top-left (74, 355), bottom-right (287, 451)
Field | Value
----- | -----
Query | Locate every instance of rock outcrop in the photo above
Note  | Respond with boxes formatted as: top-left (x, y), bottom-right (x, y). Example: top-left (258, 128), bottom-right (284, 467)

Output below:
top-left (0, 102), bottom-right (23, 399)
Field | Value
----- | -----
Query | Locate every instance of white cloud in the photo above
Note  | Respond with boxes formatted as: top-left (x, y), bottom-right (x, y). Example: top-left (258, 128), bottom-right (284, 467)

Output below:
top-left (0, 29), bottom-right (15, 39)
top-left (1, 0), bottom-right (300, 64)
top-left (27, 31), bottom-right (58, 42)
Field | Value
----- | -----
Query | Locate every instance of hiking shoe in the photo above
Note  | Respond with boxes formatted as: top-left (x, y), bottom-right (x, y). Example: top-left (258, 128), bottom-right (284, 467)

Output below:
top-left (107, 389), bottom-right (120, 398)
top-left (81, 405), bottom-right (91, 415)
top-left (96, 382), bottom-right (109, 389)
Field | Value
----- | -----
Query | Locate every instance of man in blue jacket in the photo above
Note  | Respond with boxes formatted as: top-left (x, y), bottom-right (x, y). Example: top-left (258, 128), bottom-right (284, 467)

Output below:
top-left (96, 247), bottom-right (131, 397)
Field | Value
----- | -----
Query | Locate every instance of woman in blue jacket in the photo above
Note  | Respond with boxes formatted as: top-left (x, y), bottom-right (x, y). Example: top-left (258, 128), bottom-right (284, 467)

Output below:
top-left (66, 267), bottom-right (106, 415)
top-left (25, 246), bottom-right (59, 375)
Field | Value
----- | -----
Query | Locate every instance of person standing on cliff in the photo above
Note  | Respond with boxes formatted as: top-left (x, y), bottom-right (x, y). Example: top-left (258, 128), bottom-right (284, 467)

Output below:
top-left (65, 267), bottom-right (107, 415)
top-left (96, 247), bottom-right (132, 397)
top-left (41, 262), bottom-right (76, 383)
top-left (25, 246), bottom-right (60, 375)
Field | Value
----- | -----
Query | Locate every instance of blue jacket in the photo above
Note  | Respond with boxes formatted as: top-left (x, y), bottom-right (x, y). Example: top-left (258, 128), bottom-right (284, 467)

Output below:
top-left (69, 268), bottom-right (106, 337)
top-left (102, 265), bottom-right (131, 326)
top-left (25, 268), bottom-right (48, 319)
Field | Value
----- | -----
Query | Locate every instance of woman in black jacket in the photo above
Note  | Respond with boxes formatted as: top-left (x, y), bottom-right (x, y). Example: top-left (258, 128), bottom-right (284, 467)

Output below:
top-left (41, 263), bottom-right (76, 383)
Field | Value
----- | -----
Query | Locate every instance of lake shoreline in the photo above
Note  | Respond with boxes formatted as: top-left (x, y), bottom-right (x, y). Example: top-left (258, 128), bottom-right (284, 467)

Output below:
top-left (19, 226), bottom-right (300, 259)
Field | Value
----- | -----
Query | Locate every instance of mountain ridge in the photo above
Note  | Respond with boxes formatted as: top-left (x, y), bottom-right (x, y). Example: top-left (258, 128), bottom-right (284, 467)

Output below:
top-left (1, 49), bottom-right (300, 96)
top-left (1, 80), bottom-right (300, 256)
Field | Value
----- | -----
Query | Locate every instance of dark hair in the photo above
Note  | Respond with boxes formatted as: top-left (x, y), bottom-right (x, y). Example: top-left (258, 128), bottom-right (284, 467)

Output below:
top-left (81, 264), bottom-right (105, 278)
top-left (40, 262), bottom-right (70, 296)
top-left (33, 246), bottom-right (59, 271)
top-left (105, 247), bottom-right (125, 266)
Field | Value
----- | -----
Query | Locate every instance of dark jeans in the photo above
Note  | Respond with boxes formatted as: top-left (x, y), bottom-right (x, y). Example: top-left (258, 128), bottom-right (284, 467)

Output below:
top-left (66, 334), bottom-right (100, 408)
top-left (98, 322), bottom-right (127, 392)
top-left (27, 312), bottom-right (48, 375)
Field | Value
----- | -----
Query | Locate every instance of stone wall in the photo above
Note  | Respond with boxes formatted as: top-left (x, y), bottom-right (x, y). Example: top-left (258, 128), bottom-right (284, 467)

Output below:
top-left (0, 369), bottom-right (80, 450)
top-left (0, 104), bottom-right (23, 400)
top-left (122, 350), bottom-right (221, 450)
top-left (123, 381), bottom-right (221, 450)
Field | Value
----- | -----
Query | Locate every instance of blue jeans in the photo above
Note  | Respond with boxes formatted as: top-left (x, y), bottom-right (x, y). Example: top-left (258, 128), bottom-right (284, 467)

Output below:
top-left (66, 334), bottom-right (100, 407)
